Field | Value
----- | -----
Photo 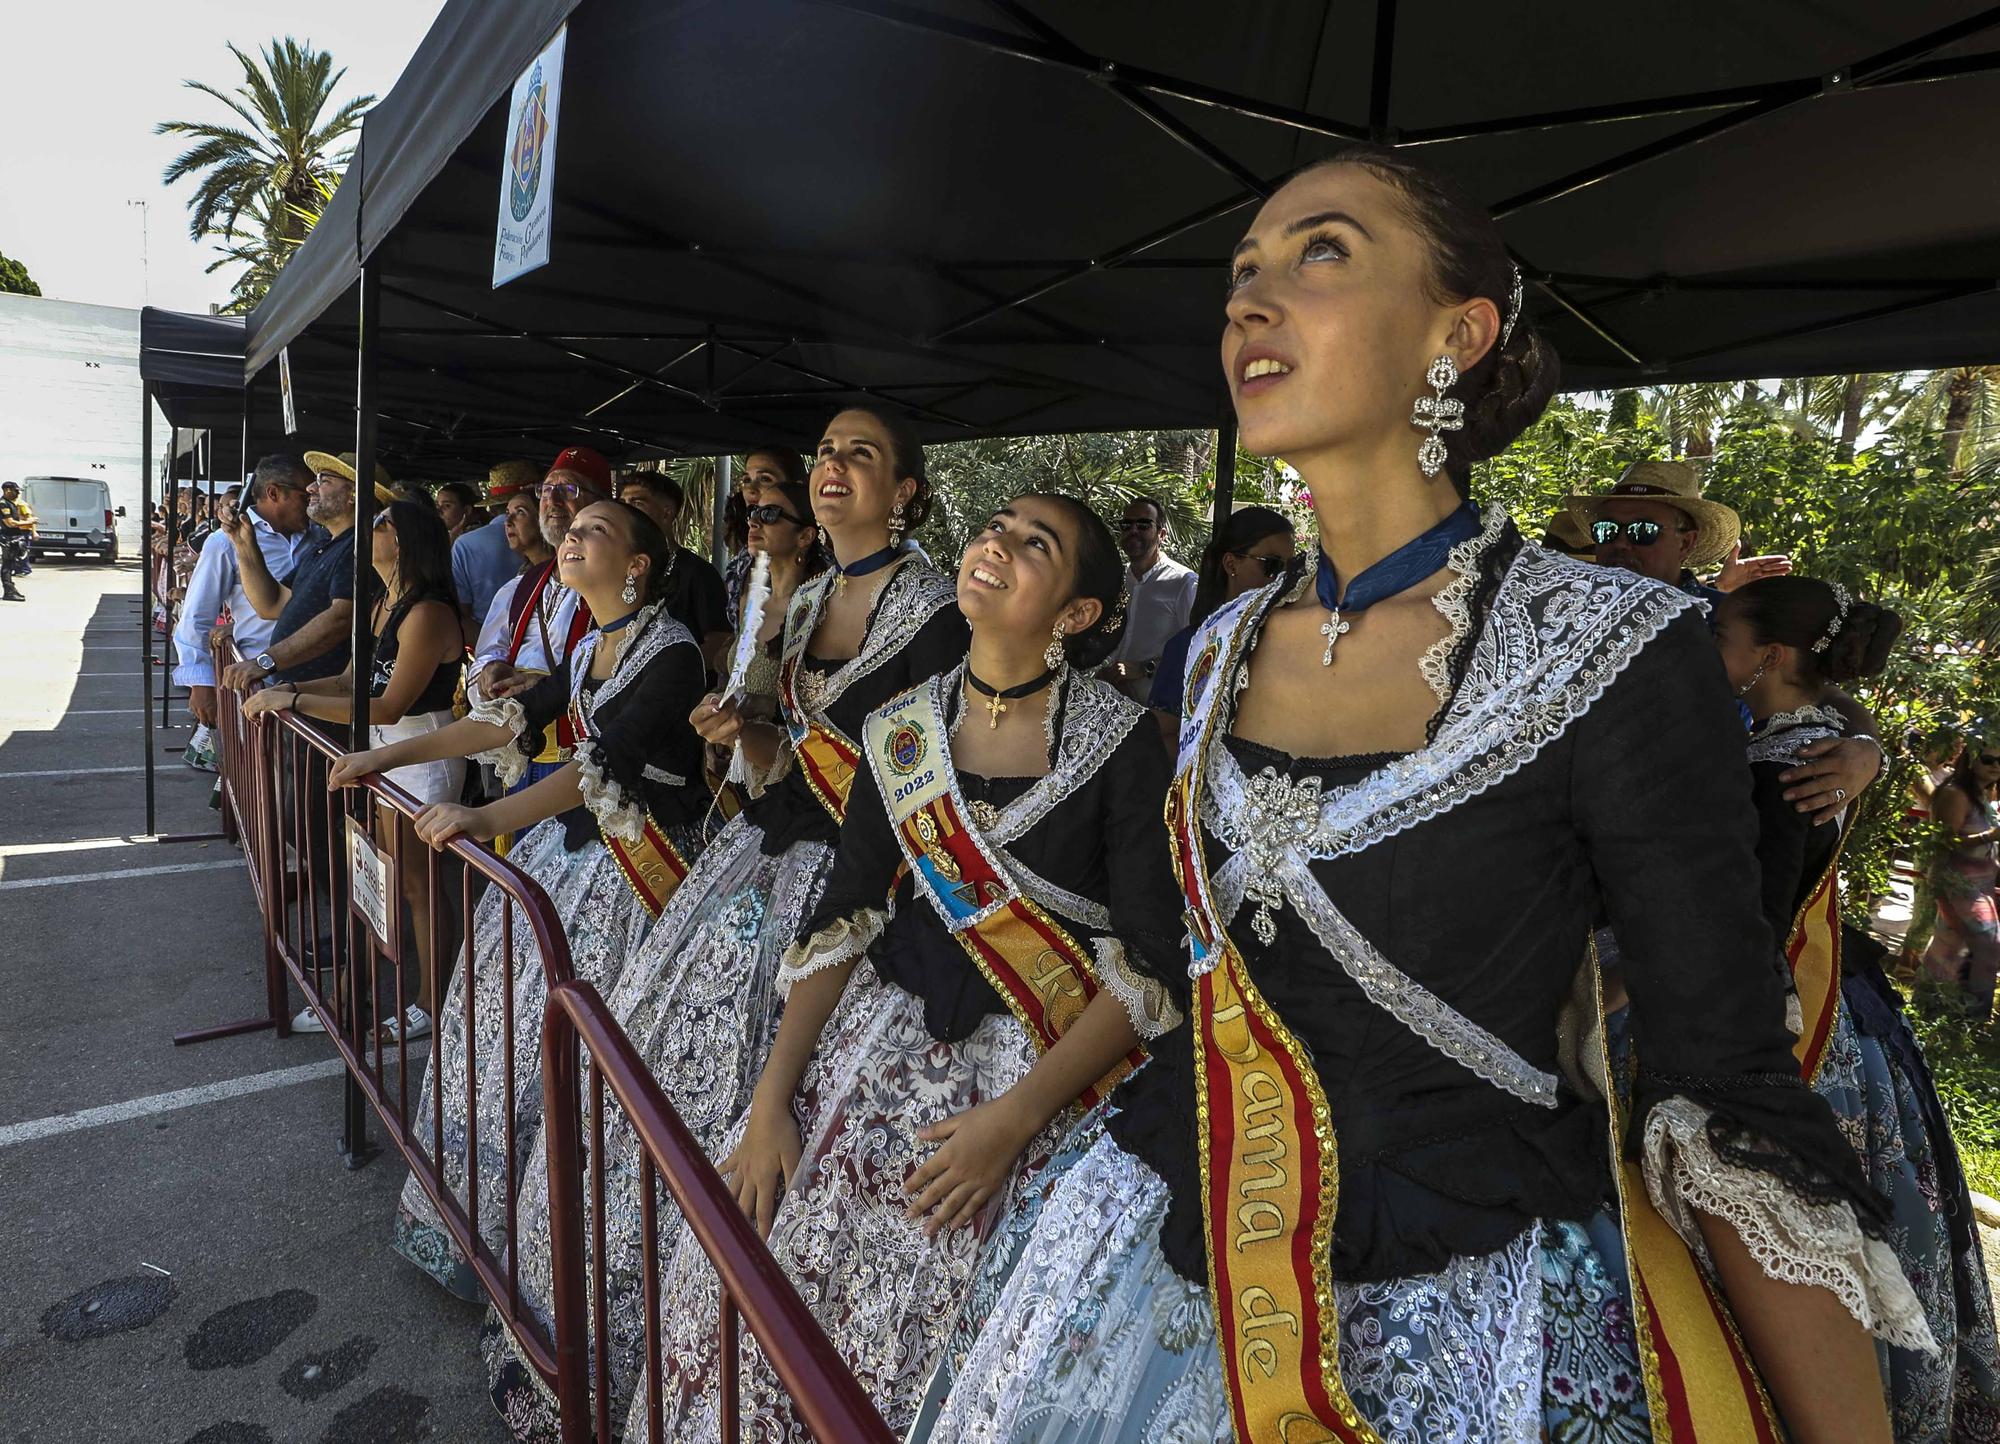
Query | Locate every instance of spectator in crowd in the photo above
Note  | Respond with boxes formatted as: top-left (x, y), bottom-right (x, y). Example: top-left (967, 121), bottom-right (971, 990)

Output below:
top-left (1919, 738), bottom-right (2000, 1019)
top-left (245, 500), bottom-right (465, 1041)
top-left (434, 480), bottom-right (481, 541)
top-left (0, 479), bottom-right (34, 601)
top-left (173, 457), bottom-right (319, 761)
top-left (1540, 508), bottom-right (1594, 561)
top-left (1101, 494), bottom-right (1196, 703)
top-left (1147, 503), bottom-right (1295, 729)
top-left (726, 444), bottom-right (808, 626)
top-left (1901, 726), bottom-right (1964, 969)
top-left (618, 470), bottom-right (732, 670)
top-left (464, 486), bottom-right (559, 822)
top-left (220, 451), bottom-right (394, 691)
top-left (452, 459), bottom-right (540, 634)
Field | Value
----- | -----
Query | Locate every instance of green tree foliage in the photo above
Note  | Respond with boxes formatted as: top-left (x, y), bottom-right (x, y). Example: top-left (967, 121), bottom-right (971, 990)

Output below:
top-left (158, 38), bottom-right (372, 311)
top-left (0, 250), bottom-right (40, 297)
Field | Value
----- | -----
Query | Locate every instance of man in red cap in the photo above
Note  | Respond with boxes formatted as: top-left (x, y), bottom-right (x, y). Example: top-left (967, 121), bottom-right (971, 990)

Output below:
top-left (466, 446), bottom-right (611, 735)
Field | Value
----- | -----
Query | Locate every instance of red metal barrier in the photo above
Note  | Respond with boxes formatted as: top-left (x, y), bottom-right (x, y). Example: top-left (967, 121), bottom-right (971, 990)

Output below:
top-left (209, 640), bottom-right (576, 1388)
top-left (542, 978), bottom-right (897, 1444)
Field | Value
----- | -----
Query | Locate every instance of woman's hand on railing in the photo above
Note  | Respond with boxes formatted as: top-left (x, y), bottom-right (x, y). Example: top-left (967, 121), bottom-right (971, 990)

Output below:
top-left (412, 802), bottom-right (495, 849)
top-left (240, 685), bottom-right (295, 721)
top-left (905, 1094), bottom-right (1038, 1240)
top-left (718, 1098), bottom-right (801, 1238)
top-left (326, 750), bottom-right (383, 791)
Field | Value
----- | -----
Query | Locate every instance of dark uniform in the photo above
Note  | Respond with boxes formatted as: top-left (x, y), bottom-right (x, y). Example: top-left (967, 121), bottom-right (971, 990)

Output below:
top-left (0, 488), bottom-right (34, 600)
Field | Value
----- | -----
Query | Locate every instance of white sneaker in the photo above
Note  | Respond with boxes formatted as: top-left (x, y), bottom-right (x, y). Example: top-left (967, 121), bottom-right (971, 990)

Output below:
top-left (383, 1004), bottom-right (432, 1043)
top-left (291, 1005), bottom-right (327, 1034)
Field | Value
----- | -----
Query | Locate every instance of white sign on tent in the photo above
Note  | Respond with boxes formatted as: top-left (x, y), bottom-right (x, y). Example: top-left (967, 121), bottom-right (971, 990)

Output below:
top-left (493, 26), bottom-right (568, 288)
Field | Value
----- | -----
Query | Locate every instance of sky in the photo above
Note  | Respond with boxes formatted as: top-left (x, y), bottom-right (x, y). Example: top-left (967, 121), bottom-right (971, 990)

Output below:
top-left (0, 0), bottom-right (446, 314)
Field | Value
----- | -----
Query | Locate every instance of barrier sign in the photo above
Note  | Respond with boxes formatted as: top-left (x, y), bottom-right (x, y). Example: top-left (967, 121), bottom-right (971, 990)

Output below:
top-left (347, 816), bottom-right (398, 959)
top-left (494, 26), bottom-right (567, 287)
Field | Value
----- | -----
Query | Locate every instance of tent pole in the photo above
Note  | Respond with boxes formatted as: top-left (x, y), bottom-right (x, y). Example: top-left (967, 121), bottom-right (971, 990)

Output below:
top-left (342, 257), bottom-right (383, 1171)
top-left (1211, 418), bottom-right (1236, 535)
top-left (141, 390), bottom-right (157, 836)
top-left (713, 453), bottom-right (732, 568)
top-left (161, 427), bottom-right (179, 733)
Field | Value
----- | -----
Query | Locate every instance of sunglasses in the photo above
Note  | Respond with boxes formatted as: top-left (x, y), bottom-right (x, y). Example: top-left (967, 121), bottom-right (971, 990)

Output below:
top-left (747, 503), bottom-right (807, 527)
top-left (1590, 518), bottom-right (1682, 547)
top-left (1978, 754), bottom-right (2000, 767)
top-left (1117, 518), bottom-right (1158, 531)
top-left (1229, 549), bottom-right (1289, 579)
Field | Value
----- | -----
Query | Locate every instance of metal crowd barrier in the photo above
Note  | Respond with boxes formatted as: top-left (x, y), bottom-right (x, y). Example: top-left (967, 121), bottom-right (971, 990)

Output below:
top-left (210, 640), bottom-right (893, 1441)
top-left (542, 978), bottom-right (896, 1444)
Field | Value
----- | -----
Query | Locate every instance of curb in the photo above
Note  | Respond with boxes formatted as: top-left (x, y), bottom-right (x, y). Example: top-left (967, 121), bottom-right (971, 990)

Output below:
top-left (1974, 1191), bottom-right (2000, 1230)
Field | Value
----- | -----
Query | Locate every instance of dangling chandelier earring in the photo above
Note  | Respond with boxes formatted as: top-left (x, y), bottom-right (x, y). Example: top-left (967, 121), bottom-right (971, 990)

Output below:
top-left (1735, 658), bottom-right (1768, 698)
top-left (888, 500), bottom-right (907, 544)
top-left (1410, 355), bottom-right (1464, 478)
top-left (621, 571), bottom-right (639, 605)
top-left (1044, 622), bottom-right (1068, 671)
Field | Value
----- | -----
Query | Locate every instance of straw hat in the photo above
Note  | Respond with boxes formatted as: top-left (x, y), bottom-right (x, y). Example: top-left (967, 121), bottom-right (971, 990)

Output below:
top-left (485, 459), bottom-right (542, 502)
top-left (302, 450), bottom-right (396, 506)
top-left (1565, 460), bottom-right (1740, 570)
top-left (1541, 509), bottom-right (1594, 559)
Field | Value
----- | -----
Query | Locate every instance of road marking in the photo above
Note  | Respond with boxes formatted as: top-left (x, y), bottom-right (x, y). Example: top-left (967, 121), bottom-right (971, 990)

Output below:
top-left (0, 859), bottom-right (240, 891)
top-left (0, 708), bottom-right (148, 717)
top-left (0, 1057), bottom-right (357, 1148)
top-left (0, 836), bottom-right (148, 859)
top-left (0, 765), bottom-right (150, 780)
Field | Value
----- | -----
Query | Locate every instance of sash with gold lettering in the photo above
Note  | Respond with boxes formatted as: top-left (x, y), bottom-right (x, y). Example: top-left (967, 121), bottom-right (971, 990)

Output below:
top-left (775, 576), bottom-right (861, 824)
top-left (864, 677), bottom-right (1141, 1108)
top-left (1170, 544), bottom-right (1783, 1444)
top-left (1787, 818), bottom-right (1850, 1083)
top-left (564, 661), bottom-right (690, 921)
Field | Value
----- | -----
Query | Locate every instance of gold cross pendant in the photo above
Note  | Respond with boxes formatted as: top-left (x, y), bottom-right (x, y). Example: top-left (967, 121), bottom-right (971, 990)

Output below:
top-left (1320, 611), bottom-right (1350, 666)
top-left (983, 693), bottom-right (1007, 728)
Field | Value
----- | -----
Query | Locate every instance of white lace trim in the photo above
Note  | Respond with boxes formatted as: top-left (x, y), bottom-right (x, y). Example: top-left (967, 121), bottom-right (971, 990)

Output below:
top-left (1642, 1096), bottom-right (1937, 1354)
top-left (1089, 937), bottom-right (1181, 1041)
top-left (1416, 504), bottom-right (1507, 704)
top-left (468, 693), bottom-right (531, 787)
top-left (1745, 705), bottom-right (1846, 767)
top-left (776, 907), bottom-right (889, 992)
top-left (575, 740), bottom-right (644, 844)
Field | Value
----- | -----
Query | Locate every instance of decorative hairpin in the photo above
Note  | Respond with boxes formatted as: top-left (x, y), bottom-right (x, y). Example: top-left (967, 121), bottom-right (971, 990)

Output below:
top-left (1811, 582), bottom-right (1852, 654)
top-left (1499, 264), bottom-right (1525, 348)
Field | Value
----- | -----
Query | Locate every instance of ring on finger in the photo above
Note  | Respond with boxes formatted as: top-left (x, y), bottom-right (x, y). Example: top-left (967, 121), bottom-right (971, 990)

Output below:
top-left (1833, 787), bottom-right (1846, 802)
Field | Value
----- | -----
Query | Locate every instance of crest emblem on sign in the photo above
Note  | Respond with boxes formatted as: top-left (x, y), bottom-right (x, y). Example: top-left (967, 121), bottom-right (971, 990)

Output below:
top-left (885, 720), bottom-right (926, 775)
top-left (1187, 638), bottom-right (1220, 708)
top-left (508, 62), bottom-right (550, 222)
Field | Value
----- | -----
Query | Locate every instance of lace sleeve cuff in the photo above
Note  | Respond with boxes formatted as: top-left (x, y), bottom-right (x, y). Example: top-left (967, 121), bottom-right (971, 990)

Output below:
top-left (777, 908), bottom-right (888, 994)
top-left (468, 694), bottom-right (531, 787)
top-left (1642, 1095), bottom-right (1936, 1354)
top-left (575, 740), bottom-right (644, 844)
top-left (1090, 938), bottom-right (1182, 1041)
top-left (741, 738), bottom-right (795, 801)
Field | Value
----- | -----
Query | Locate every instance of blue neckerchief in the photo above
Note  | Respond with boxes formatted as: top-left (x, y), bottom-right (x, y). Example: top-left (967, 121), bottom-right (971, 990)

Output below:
top-left (831, 542), bottom-right (902, 583)
top-left (598, 608), bottom-right (642, 635)
top-left (1316, 502), bottom-right (1481, 616)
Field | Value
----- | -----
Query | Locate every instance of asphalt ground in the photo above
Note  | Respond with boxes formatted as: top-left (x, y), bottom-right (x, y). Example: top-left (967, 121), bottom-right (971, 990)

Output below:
top-left (0, 559), bottom-right (510, 1444)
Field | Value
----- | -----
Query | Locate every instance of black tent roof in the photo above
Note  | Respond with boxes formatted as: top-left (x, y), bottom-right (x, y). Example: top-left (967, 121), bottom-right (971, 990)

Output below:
top-left (141, 307), bottom-right (250, 480)
top-left (246, 0), bottom-right (2000, 469)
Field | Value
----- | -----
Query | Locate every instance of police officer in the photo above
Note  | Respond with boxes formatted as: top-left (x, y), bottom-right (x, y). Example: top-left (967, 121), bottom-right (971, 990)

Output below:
top-left (0, 481), bottom-right (35, 601)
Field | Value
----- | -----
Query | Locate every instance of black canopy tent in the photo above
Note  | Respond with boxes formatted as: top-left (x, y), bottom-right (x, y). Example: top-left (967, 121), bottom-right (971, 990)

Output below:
top-left (241, 0), bottom-right (2000, 474)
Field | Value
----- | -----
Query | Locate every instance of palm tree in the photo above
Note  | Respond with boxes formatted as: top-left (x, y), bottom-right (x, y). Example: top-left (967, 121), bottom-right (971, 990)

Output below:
top-left (1898, 367), bottom-right (2000, 477)
top-left (158, 38), bottom-right (372, 300)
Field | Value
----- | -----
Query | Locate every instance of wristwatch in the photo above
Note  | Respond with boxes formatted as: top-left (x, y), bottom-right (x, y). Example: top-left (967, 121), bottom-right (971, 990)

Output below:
top-left (255, 652), bottom-right (277, 674)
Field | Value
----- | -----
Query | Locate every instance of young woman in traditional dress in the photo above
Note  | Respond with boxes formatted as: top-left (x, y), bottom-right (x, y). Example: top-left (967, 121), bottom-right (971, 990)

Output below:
top-left (1718, 577), bottom-right (2000, 1443)
top-left (919, 147), bottom-right (1928, 1444)
top-left (487, 406), bottom-right (967, 1437)
top-left (323, 499), bottom-right (711, 1298)
top-left (628, 493), bottom-right (1183, 1441)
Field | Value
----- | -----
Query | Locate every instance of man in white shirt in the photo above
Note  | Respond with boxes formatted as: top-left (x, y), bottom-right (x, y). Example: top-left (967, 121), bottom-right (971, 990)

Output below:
top-left (173, 455), bottom-right (318, 732)
top-left (1103, 495), bottom-right (1196, 703)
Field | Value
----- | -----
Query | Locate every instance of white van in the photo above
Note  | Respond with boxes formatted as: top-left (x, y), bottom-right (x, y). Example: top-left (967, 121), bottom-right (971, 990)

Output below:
top-left (21, 476), bottom-right (123, 562)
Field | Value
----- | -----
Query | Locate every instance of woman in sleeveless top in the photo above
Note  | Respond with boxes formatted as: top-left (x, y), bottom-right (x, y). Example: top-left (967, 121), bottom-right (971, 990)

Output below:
top-left (1718, 577), bottom-right (2000, 1442)
top-left (248, 499), bottom-right (464, 1037)
top-left (487, 408), bottom-right (967, 1439)
top-left (1921, 743), bottom-right (2000, 1019)
top-left (327, 500), bottom-right (711, 1300)
top-left (919, 147), bottom-right (1923, 1444)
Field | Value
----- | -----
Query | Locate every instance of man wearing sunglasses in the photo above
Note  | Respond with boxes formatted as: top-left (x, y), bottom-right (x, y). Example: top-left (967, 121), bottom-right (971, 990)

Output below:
top-left (1102, 495), bottom-right (1197, 703)
top-left (619, 470), bottom-right (731, 673)
top-left (1569, 460), bottom-right (1881, 822)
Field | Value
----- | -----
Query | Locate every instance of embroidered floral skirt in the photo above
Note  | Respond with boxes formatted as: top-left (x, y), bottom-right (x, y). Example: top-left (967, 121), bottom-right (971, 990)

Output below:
top-left (1818, 992), bottom-right (2000, 1444)
top-left (392, 817), bottom-right (668, 1298)
top-left (912, 1134), bottom-right (1651, 1444)
top-left (625, 968), bottom-right (1072, 1443)
top-left (483, 813), bottom-right (834, 1441)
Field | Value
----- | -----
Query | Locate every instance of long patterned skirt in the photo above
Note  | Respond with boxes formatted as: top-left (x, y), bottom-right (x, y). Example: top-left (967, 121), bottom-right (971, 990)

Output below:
top-left (1824, 981), bottom-right (2000, 1444)
top-left (629, 970), bottom-right (1071, 1443)
top-left (914, 1135), bottom-right (1651, 1444)
top-left (484, 813), bottom-right (835, 1441)
top-left (391, 818), bottom-right (669, 1298)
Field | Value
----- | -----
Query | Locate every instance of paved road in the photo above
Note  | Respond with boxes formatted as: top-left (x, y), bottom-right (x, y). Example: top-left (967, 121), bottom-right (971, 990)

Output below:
top-left (0, 560), bottom-right (509, 1443)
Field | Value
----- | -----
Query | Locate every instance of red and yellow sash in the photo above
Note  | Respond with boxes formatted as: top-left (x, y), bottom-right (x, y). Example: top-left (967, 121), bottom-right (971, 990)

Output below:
top-left (1786, 820), bottom-right (1851, 1082)
top-left (774, 580), bottom-right (860, 825)
top-left (567, 690), bottom-right (687, 920)
top-left (1170, 582), bottom-right (1784, 1444)
top-left (864, 680), bottom-right (1140, 1109)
